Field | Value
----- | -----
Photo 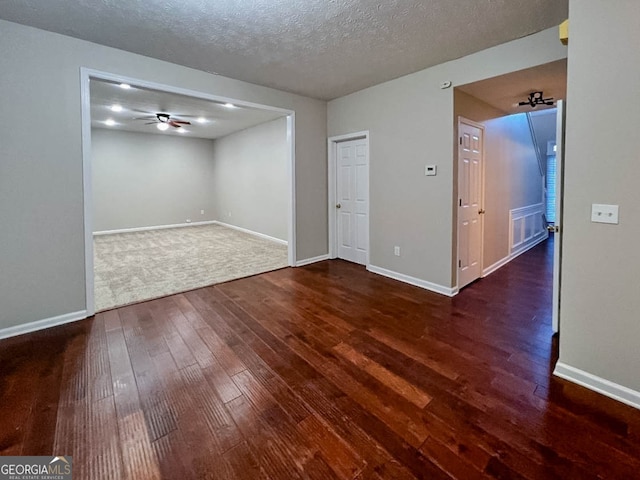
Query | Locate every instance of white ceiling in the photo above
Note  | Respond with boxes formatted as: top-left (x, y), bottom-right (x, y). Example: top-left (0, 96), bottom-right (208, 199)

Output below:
top-left (0, 0), bottom-right (568, 100)
top-left (457, 59), bottom-right (567, 115)
top-left (90, 79), bottom-right (286, 139)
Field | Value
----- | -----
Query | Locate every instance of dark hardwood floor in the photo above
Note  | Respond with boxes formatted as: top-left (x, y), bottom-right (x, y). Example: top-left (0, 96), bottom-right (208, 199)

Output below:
top-left (2, 238), bottom-right (640, 479)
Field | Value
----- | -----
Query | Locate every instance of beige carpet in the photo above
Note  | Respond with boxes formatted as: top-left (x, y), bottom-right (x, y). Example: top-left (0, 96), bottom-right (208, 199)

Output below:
top-left (94, 224), bottom-right (288, 311)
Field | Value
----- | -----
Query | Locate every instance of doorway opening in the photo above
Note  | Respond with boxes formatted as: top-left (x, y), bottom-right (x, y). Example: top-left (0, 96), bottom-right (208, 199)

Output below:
top-left (81, 69), bottom-right (296, 315)
top-left (453, 58), bottom-right (567, 336)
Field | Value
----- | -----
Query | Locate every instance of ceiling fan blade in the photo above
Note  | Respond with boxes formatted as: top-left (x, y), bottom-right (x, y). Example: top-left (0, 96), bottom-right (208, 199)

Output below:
top-left (172, 120), bottom-right (191, 125)
top-left (144, 122), bottom-right (158, 125)
top-left (518, 101), bottom-right (529, 106)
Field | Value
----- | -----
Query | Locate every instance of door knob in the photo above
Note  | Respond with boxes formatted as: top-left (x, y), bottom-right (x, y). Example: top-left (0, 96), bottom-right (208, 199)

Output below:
top-left (336, 203), bottom-right (341, 209)
top-left (478, 209), bottom-right (485, 214)
top-left (547, 225), bottom-right (559, 233)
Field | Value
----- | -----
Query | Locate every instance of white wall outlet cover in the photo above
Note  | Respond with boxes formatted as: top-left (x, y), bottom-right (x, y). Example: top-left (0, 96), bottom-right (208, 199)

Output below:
top-left (440, 81), bottom-right (452, 89)
top-left (425, 165), bottom-right (437, 176)
top-left (591, 204), bottom-right (619, 224)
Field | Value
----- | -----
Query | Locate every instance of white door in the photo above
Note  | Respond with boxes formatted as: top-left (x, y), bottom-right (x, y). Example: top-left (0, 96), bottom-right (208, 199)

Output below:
top-left (336, 138), bottom-right (369, 265)
top-left (552, 101), bottom-right (566, 333)
top-left (458, 119), bottom-right (484, 289)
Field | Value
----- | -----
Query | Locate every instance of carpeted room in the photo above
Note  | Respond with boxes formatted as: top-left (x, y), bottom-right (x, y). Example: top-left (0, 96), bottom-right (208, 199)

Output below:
top-left (90, 79), bottom-right (291, 311)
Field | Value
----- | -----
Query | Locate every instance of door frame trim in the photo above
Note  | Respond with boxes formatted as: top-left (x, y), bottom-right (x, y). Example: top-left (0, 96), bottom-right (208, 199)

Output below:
top-left (327, 131), bottom-right (370, 266)
top-left (80, 67), bottom-right (296, 316)
top-left (552, 100), bottom-right (566, 334)
top-left (456, 117), bottom-right (486, 289)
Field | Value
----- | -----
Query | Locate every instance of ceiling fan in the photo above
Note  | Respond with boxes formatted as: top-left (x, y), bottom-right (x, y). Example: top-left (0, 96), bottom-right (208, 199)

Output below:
top-left (134, 112), bottom-right (191, 129)
top-left (518, 91), bottom-right (555, 108)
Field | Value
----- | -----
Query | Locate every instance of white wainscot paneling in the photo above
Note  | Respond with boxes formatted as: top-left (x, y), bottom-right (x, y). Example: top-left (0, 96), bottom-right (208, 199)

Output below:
top-left (509, 203), bottom-right (547, 255)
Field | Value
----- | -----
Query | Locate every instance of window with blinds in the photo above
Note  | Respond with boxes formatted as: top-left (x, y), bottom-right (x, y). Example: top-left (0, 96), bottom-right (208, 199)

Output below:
top-left (546, 154), bottom-right (557, 223)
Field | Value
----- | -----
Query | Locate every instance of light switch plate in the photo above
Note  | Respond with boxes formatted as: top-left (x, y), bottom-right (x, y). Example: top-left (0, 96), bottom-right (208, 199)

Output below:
top-left (425, 165), bottom-right (437, 176)
top-left (591, 204), bottom-right (619, 224)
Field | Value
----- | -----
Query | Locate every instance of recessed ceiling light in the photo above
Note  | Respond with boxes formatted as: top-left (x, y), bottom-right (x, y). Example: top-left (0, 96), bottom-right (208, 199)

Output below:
top-left (104, 119), bottom-right (117, 126)
top-left (119, 83), bottom-right (131, 90)
top-left (157, 123), bottom-right (170, 131)
top-left (196, 117), bottom-right (208, 123)
top-left (110, 104), bottom-right (123, 112)
top-left (224, 103), bottom-right (236, 109)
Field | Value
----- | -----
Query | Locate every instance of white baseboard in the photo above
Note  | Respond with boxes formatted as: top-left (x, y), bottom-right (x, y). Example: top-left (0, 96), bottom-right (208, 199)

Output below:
top-left (94, 220), bottom-right (289, 247)
top-left (94, 220), bottom-right (218, 236)
top-left (554, 362), bottom-right (640, 411)
top-left (213, 221), bottom-right (288, 246)
top-left (482, 233), bottom-right (548, 278)
top-left (482, 255), bottom-right (513, 278)
top-left (0, 310), bottom-right (88, 340)
top-left (367, 265), bottom-right (457, 297)
top-left (296, 254), bottom-right (331, 267)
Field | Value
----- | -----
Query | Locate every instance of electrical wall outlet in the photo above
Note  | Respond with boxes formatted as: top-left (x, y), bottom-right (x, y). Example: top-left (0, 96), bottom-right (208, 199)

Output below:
top-left (394, 246), bottom-right (401, 256)
top-left (200, 209), bottom-right (205, 215)
top-left (186, 218), bottom-right (192, 223)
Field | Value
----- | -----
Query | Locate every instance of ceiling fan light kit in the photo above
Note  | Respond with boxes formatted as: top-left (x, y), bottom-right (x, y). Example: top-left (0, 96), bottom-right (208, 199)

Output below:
top-left (135, 112), bottom-right (192, 130)
top-left (518, 91), bottom-right (555, 108)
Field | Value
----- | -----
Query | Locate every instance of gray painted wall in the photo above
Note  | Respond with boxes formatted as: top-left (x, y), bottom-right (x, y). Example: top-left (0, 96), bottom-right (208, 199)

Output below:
top-left (328, 27), bottom-right (566, 289)
top-left (560, 1), bottom-right (640, 392)
top-left (212, 118), bottom-right (288, 241)
top-left (483, 114), bottom-right (543, 268)
top-left (92, 129), bottom-right (216, 231)
top-left (0, 19), bottom-right (326, 331)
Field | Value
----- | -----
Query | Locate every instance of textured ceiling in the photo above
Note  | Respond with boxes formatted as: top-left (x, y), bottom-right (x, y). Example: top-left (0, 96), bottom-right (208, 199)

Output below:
top-left (90, 79), bottom-right (286, 139)
top-left (0, 0), bottom-right (568, 100)
top-left (457, 59), bottom-right (567, 115)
